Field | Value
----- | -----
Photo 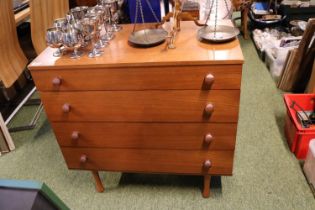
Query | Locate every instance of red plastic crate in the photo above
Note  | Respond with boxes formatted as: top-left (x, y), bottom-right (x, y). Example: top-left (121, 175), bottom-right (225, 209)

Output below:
top-left (284, 94), bottom-right (315, 159)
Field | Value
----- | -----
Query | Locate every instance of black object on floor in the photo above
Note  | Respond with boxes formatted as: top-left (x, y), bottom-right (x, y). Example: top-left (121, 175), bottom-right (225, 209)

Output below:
top-left (0, 179), bottom-right (69, 210)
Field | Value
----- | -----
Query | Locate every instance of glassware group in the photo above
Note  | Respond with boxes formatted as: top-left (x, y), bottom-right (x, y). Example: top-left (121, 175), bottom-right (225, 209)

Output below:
top-left (46, 0), bottom-right (122, 59)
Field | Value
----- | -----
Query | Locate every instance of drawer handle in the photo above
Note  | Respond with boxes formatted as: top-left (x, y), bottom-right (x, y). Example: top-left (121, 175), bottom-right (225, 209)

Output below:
top-left (52, 77), bottom-right (62, 86)
top-left (203, 160), bottom-right (212, 169)
top-left (62, 103), bottom-right (71, 113)
top-left (80, 154), bottom-right (88, 163)
top-left (204, 134), bottom-right (214, 144)
top-left (204, 74), bottom-right (215, 89)
top-left (204, 103), bottom-right (214, 116)
top-left (71, 131), bottom-right (80, 140)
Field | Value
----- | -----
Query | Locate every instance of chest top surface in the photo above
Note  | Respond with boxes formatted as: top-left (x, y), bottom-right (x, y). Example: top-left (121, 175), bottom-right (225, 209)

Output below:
top-left (28, 20), bottom-right (244, 70)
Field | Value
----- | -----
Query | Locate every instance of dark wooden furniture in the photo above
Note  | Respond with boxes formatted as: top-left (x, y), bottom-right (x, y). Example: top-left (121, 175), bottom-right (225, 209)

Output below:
top-left (28, 21), bottom-right (243, 198)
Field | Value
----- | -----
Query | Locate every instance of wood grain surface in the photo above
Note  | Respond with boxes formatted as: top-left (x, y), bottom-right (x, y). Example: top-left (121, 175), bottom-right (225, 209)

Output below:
top-left (306, 60), bottom-right (315, 93)
top-left (31, 65), bottom-right (242, 91)
top-left (30, 0), bottom-right (69, 54)
top-left (0, 0), bottom-right (28, 88)
top-left (52, 122), bottom-right (237, 150)
top-left (28, 18), bottom-right (243, 195)
top-left (41, 90), bottom-right (240, 122)
top-left (28, 21), bottom-right (244, 70)
top-left (15, 7), bottom-right (30, 25)
top-left (61, 148), bottom-right (234, 175)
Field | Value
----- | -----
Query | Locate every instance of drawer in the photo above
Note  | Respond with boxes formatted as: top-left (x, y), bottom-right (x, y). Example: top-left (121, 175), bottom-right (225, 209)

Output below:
top-left (52, 122), bottom-right (237, 150)
top-left (31, 65), bottom-right (242, 91)
top-left (61, 148), bottom-right (234, 175)
top-left (41, 90), bottom-right (240, 123)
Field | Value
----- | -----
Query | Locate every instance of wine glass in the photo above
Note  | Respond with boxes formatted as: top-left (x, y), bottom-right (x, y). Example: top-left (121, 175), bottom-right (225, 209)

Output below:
top-left (110, 0), bottom-right (122, 31)
top-left (46, 27), bottom-right (63, 57)
top-left (97, 1), bottom-right (115, 41)
top-left (93, 5), bottom-right (110, 47)
top-left (104, 0), bottom-right (122, 32)
top-left (54, 18), bottom-right (68, 31)
top-left (62, 28), bottom-right (84, 59)
top-left (102, 4), bottom-right (115, 41)
top-left (71, 6), bottom-right (88, 21)
top-left (82, 16), bottom-right (103, 58)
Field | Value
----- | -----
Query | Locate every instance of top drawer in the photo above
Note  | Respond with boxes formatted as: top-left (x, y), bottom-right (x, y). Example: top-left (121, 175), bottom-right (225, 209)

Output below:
top-left (31, 65), bottom-right (242, 91)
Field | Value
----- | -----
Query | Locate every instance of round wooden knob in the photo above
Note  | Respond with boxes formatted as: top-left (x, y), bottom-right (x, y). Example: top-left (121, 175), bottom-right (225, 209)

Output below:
top-left (52, 77), bottom-right (62, 86)
top-left (62, 103), bottom-right (71, 113)
top-left (71, 131), bottom-right (80, 140)
top-left (204, 74), bottom-right (215, 87)
top-left (204, 160), bottom-right (212, 169)
top-left (204, 134), bottom-right (214, 144)
top-left (80, 155), bottom-right (87, 163)
top-left (204, 103), bottom-right (214, 115)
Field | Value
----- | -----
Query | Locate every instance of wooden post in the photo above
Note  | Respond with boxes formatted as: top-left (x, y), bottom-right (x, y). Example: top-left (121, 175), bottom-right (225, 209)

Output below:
top-left (241, 6), bottom-right (249, 40)
top-left (306, 60), bottom-right (315, 93)
top-left (202, 175), bottom-right (211, 198)
top-left (91, 171), bottom-right (105, 192)
top-left (29, 0), bottom-right (69, 54)
top-left (0, 0), bottom-right (28, 88)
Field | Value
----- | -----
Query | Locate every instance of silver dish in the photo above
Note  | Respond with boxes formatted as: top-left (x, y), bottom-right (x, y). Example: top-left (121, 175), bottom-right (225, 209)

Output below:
top-left (197, 25), bottom-right (240, 43)
top-left (128, 29), bottom-right (168, 47)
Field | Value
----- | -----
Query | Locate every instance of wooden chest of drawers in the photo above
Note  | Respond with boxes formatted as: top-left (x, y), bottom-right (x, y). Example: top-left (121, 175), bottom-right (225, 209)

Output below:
top-left (28, 21), bottom-right (243, 198)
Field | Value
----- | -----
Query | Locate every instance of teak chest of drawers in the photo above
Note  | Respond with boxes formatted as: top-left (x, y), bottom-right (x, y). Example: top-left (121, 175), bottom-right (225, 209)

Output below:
top-left (28, 21), bottom-right (244, 198)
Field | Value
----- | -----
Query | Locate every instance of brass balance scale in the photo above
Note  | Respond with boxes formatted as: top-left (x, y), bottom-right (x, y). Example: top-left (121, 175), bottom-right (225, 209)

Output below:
top-left (128, 0), bottom-right (240, 48)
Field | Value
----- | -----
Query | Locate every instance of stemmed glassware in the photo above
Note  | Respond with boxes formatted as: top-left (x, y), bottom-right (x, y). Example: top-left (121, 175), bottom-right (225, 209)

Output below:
top-left (46, 27), bottom-right (63, 57)
top-left (62, 28), bottom-right (84, 59)
top-left (107, 0), bottom-right (122, 32)
top-left (70, 6), bottom-right (88, 21)
top-left (97, 0), bottom-right (115, 41)
top-left (46, 2), bottom-right (122, 58)
top-left (54, 18), bottom-right (68, 31)
top-left (88, 6), bottom-right (109, 49)
top-left (82, 15), bottom-right (103, 58)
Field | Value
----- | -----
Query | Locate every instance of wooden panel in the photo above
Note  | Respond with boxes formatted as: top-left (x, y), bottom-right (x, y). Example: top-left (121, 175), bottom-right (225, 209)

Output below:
top-left (52, 122), bottom-right (237, 150)
top-left (28, 21), bottom-right (244, 71)
top-left (31, 65), bottom-right (242, 91)
top-left (30, 0), bottom-right (69, 54)
top-left (41, 90), bottom-right (240, 122)
top-left (75, 0), bottom-right (96, 6)
top-left (0, 0), bottom-right (28, 88)
top-left (15, 7), bottom-right (30, 25)
top-left (306, 60), bottom-right (315, 93)
top-left (61, 148), bottom-right (234, 175)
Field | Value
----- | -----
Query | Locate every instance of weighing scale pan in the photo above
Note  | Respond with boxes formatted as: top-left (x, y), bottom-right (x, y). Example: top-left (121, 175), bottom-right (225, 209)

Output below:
top-left (128, 29), bottom-right (168, 47)
top-left (198, 25), bottom-right (240, 43)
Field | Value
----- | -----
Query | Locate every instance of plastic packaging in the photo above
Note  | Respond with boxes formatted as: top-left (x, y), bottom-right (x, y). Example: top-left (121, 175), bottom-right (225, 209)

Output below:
top-left (303, 139), bottom-right (315, 188)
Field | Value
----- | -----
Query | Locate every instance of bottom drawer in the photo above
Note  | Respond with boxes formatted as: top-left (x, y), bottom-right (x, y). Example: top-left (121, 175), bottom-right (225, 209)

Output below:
top-left (61, 148), bottom-right (234, 175)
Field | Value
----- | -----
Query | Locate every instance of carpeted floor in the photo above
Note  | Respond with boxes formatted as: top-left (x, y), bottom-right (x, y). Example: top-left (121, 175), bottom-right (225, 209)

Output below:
top-left (1, 36), bottom-right (314, 210)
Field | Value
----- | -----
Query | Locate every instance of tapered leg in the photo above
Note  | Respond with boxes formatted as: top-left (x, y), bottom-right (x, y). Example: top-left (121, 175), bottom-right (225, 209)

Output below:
top-left (241, 7), bottom-right (249, 40)
top-left (202, 175), bottom-right (211, 198)
top-left (91, 171), bottom-right (104, 192)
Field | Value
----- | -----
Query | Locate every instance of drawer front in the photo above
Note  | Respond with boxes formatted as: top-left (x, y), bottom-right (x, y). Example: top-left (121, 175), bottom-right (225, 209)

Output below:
top-left (61, 148), bottom-right (234, 175)
top-left (31, 65), bottom-right (242, 91)
top-left (52, 122), bottom-right (237, 150)
top-left (41, 90), bottom-right (240, 122)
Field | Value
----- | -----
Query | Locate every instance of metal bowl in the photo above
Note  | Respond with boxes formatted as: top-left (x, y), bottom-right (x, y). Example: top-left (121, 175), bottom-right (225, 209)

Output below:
top-left (128, 29), bottom-right (168, 47)
top-left (197, 25), bottom-right (240, 43)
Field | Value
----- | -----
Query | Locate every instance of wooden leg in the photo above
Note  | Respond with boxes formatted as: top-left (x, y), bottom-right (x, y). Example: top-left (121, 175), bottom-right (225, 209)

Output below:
top-left (91, 171), bottom-right (104, 192)
top-left (241, 8), bottom-right (249, 40)
top-left (202, 175), bottom-right (211, 198)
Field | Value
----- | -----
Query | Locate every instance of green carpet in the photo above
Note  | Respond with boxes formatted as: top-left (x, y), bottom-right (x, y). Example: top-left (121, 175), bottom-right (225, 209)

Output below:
top-left (1, 37), bottom-right (314, 210)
